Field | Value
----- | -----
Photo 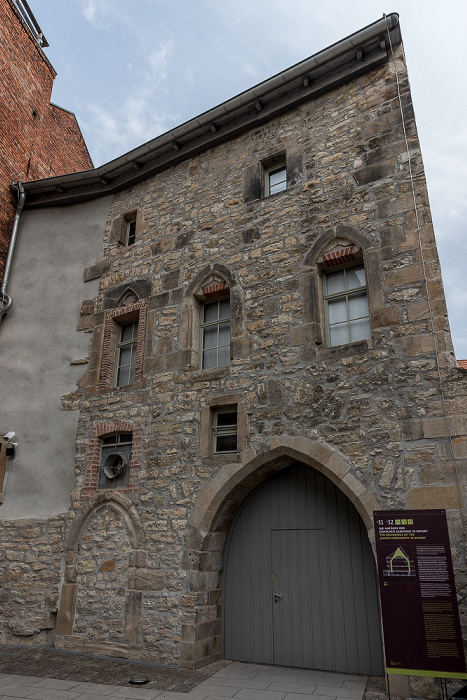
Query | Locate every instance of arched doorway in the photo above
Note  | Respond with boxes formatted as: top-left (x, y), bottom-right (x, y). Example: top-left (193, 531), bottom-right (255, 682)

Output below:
top-left (222, 463), bottom-right (383, 675)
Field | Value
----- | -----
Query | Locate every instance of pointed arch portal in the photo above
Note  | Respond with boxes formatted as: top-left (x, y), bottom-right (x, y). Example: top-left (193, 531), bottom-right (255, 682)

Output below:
top-left (183, 436), bottom-right (384, 672)
top-left (222, 463), bottom-right (383, 674)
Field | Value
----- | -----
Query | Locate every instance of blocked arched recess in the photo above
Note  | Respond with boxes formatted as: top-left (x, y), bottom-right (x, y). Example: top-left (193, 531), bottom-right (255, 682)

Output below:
top-left (180, 435), bottom-right (381, 669)
top-left (54, 492), bottom-right (146, 657)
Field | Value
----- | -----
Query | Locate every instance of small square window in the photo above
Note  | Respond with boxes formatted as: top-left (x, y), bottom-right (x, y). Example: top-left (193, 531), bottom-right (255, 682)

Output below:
top-left (201, 299), bottom-right (231, 369)
top-left (116, 321), bottom-right (138, 386)
top-left (324, 265), bottom-right (370, 347)
top-left (126, 218), bottom-right (136, 246)
top-left (99, 433), bottom-right (132, 489)
top-left (265, 164), bottom-right (286, 196)
top-left (213, 408), bottom-right (237, 454)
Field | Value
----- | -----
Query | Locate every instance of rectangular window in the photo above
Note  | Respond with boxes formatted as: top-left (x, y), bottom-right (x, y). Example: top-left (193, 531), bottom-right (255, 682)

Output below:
top-left (201, 299), bottom-right (230, 369)
top-left (99, 433), bottom-right (132, 489)
top-left (116, 321), bottom-right (138, 386)
top-left (265, 164), bottom-right (286, 196)
top-left (324, 265), bottom-right (370, 347)
top-left (126, 217), bottom-right (136, 246)
top-left (213, 408), bottom-right (237, 454)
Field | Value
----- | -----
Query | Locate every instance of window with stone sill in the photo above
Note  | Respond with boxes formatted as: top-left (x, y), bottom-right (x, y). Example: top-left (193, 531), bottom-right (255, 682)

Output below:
top-left (199, 398), bottom-right (247, 459)
top-left (302, 229), bottom-right (378, 354)
top-left (243, 149), bottom-right (303, 203)
top-left (265, 163), bottom-right (287, 197)
top-left (99, 292), bottom-right (147, 390)
top-left (116, 320), bottom-right (138, 386)
top-left (324, 264), bottom-right (370, 347)
top-left (194, 272), bottom-right (231, 370)
top-left (125, 217), bottom-right (136, 246)
top-left (109, 209), bottom-right (142, 247)
top-left (201, 298), bottom-right (231, 369)
top-left (82, 421), bottom-right (142, 498)
top-left (98, 433), bottom-right (132, 489)
top-left (212, 407), bottom-right (237, 454)
top-left (317, 239), bottom-right (371, 348)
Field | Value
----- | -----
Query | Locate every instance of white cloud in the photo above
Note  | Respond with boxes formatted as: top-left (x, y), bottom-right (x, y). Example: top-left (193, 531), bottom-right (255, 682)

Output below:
top-left (147, 42), bottom-right (172, 84)
top-left (80, 39), bottom-right (176, 164)
top-left (81, 0), bottom-right (111, 26)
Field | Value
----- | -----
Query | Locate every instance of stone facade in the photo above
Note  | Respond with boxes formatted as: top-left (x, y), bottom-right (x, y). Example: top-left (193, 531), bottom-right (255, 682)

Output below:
top-left (1, 13), bottom-right (467, 694)
top-left (0, 516), bottom-right (65, 645)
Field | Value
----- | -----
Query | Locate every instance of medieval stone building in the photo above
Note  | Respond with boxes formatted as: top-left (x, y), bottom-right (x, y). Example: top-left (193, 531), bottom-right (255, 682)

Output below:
top-left (1, 12), bottom-right (466, 695)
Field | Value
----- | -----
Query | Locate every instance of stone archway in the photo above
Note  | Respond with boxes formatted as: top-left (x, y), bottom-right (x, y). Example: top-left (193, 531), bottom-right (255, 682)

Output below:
top-left (55, 492), bottom-right (147, 657)
top-left (181, 436), bottom-right (381, 669)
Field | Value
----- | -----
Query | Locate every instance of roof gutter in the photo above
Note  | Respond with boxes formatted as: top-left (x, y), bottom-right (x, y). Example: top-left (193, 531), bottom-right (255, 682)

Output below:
top-left (0, 182), bottom-right (25, 323)
top-left (21, 12), bottom-right (400, 204)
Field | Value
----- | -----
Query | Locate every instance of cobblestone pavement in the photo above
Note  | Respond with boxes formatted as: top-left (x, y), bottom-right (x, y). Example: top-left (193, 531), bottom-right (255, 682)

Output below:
top-left (0, 646), bottom-right (377, 700)
top-left (0, 645), bottom-right (228, 690)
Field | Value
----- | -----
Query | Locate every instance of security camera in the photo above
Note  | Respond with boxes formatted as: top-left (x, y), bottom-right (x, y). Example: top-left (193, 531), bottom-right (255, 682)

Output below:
top-left (3, 431), bottom-right (15, 441)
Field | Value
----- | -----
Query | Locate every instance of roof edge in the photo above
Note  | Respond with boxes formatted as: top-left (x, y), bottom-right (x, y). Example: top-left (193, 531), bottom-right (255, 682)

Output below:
top-left (21, 12), bottom-right (400, 208)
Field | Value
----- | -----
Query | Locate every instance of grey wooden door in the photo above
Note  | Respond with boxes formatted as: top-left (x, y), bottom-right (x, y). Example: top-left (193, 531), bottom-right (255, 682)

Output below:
top-left (222, 464), bottom-right (383, 674)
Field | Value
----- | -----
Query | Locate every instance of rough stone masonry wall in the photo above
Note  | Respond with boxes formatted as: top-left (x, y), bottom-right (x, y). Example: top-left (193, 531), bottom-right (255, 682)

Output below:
top-left (0, 515), bottom-right (66, 644)
top-left (64, 43), bottom-right (467, 667)
top-left (3, 42), bottom-right (466, 674)
top-left (0, 0), bottom-right (92, 278)
top-left (73, 506), bottom-right (130, 643)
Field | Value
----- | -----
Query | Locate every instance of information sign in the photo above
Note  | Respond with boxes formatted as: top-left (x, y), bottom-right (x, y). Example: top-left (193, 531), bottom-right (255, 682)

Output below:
top-left (374, 509), bottom-right (466, 679)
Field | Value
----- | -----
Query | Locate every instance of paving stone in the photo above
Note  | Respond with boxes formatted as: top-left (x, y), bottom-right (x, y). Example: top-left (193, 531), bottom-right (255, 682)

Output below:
top-left (71, 682), bottom-right (123, 694)
top-left (296, 679), bottom-right (343, 688)
top-left (233, 689), bottom-right (287, 700)
top-left (212, 673), bottom-right (259, 681)
top-left (78, 695), bottom-right (136, 700)
top-left (266, 684), bottom-right (317, 694)
top-left (26, 690), bottom-right (83, 700)
top-left (221, 680), bottom-right (270, 690)
top-left (0, 685), bottom-right (43, 699)
top-left (282, 693), bottom-right (316, 700)
top-left (293, 674), bottom-right (325, 683)
top-left (31, 679), bottom-right (81, 690)
top-left (193, 680), bottom-right (228, 689)
top-left (313, 688), bottom-right (364, 699)
top-left (190, 688), bottom-right (236, 698)
top-left (0, 676), bottom-right (44, 686)
top-left (108, 687), bottom-right (165, 699)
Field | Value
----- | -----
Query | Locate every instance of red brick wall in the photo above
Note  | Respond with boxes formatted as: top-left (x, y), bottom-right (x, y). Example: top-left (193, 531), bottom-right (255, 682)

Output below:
top-left (0, 0), bottom-right (93, 280)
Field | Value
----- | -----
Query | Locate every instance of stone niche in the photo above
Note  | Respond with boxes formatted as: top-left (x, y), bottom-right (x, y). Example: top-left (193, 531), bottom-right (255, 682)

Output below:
top-left (55, 493), bottom-right (164, 659)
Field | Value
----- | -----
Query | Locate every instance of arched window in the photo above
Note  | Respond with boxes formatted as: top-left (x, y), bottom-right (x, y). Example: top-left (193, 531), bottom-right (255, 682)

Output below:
top-left (99, 286), bottom-right (148, 389)
top-left (179, 265), bottom-right (248, 372)
top-left (319, 239), bottom-right (370, 347)
top-left (195, 272), bottom-right (231, 369)
top-left (301, 225), bottom-right (384, 355)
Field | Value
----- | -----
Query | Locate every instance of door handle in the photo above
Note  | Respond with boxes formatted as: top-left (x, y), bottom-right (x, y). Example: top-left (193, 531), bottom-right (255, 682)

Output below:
top-left (274, 593), bottom-right (282, 601)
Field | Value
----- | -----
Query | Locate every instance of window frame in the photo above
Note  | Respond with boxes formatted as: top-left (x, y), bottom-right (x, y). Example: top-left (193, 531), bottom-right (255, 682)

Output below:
top-left (125, 217), bottom-right (136, 246)
top-left (98, 432), bottom-right (132, 490)
top-left (115, 320), bottom-right (139, 387)
top-left (200, 297), bottom-right (231, 370)
top-left (109, 209), bottom-right (142, 247)
top-left (265, 163), bottom-right (287, 197)
top-left (212, 407), bottom-right (237, 454)
top-left (82, 421), bottom-right (142, 498)
top-left (98, 299), bottom-right (148, 390)
top-left (323, 264), bottom-right (371, 348)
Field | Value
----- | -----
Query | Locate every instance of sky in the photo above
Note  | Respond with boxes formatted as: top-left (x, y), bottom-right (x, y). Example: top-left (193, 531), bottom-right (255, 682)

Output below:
top-left (30, 0), bottom-right (467, 360)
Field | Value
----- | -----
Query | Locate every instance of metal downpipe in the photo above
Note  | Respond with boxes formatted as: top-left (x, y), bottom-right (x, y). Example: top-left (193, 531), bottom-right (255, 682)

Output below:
top-left (0, 181), bottom-right (26, 323)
